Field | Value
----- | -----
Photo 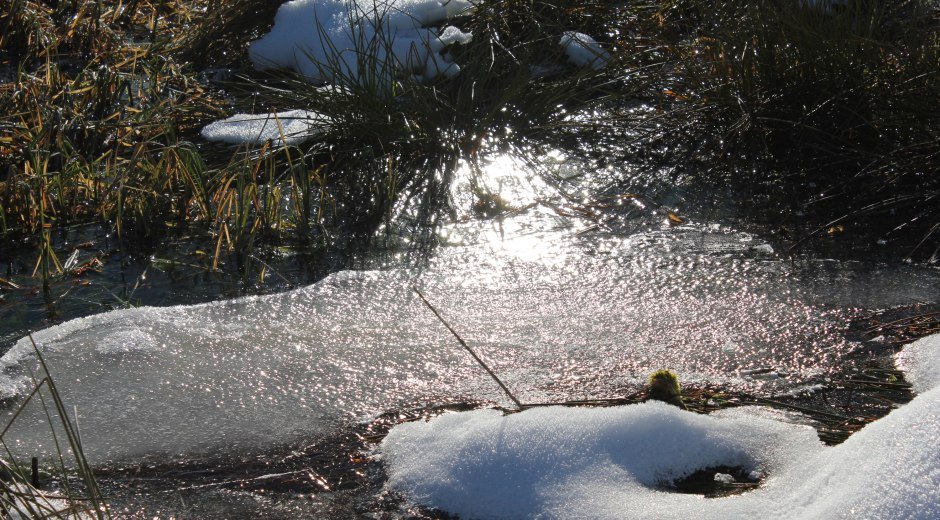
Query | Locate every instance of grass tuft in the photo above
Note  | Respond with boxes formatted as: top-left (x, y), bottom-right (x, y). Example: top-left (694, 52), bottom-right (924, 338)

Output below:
top-left (2, 0), bottom-right (938, 272)
top-left (0, 336), bottom-right (108, 519)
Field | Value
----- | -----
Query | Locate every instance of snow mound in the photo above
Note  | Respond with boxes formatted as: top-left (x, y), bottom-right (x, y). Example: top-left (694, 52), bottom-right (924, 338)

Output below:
top-left (248, 0), bottom-right (475, 85)
top-left (200, 110), bottom-right (327, 145)
top-left (381, 332), bottom-right (940, 519)
top-left (382, 404), bottom-right (822, 519)
top-left (896, 332), bottom-right (940, 393)
top-left (559, 31), bottom-right (609, 70)
top-left (203, 0), bottom-right (474, 145)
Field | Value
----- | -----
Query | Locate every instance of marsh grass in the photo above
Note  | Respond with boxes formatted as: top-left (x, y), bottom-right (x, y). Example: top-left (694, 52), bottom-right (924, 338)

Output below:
top-left (213, 0), bottom-right (653, 247)
top-left (0, 336), bottom-right (108, 519)
top-left (1, 0), bottom-right (938, 273)
top-left (640, 0), bottom-right (940, 257)
top-left (1, 1), bottom-right (223, 265)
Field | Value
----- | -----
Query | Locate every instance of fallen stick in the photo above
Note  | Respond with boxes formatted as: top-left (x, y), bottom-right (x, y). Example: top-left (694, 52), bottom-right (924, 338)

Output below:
top-left (412, 283), bottom-right (524, 410)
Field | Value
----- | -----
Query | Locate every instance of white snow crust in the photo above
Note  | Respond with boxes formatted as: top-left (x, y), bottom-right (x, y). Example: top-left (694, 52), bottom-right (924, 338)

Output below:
top-left (200, 109), bottom-right (327, 145)
top-left (381, 332), bottom-right (940, 520)
top-left (3, 482), bottom-right (92, 520)
top-left (202, 0), bottom-right (474, 145)
top-left (248, 0), bottom-right (475, 85)
top-left (897, 332), bottom-right (940, 393)
top-left (559, 31), bottom-right (609, 70)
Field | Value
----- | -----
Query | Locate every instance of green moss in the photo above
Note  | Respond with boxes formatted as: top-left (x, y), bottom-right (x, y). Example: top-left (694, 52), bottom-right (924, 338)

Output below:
top-left (647, 369), bottom-right (686, 409)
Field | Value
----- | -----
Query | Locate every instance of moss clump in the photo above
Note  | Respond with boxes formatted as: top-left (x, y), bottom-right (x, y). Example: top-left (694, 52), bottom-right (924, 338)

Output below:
top-left (647, 370), bottom-right (687, 410)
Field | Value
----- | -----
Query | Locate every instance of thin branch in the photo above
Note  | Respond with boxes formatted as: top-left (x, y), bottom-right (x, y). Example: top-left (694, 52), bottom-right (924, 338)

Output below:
top-left (412, 283), bottom-right (524, 410)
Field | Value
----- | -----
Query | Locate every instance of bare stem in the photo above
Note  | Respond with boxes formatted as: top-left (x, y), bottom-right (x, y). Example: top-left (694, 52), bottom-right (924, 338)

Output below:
top-left (412, 283), bottom-right (524, 410)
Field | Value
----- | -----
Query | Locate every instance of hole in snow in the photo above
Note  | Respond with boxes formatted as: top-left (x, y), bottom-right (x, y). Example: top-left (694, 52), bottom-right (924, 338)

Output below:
top-left (660, 465), bottom-right (763, 498)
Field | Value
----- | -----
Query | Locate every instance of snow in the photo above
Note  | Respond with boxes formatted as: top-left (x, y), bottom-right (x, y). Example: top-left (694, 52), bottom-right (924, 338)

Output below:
top-left (248, 0), bottom-right (475, 86)
top-left (200, 109), bottom-right (327, 145)
top-left (897, 333), bottom-right (940, 393)
top-left (202, 0), bottom-right (475, 145)
top-left (559, 31), bottom-right (609, 70)
top-left (380, 332), bottom-right (940, 519)
top-left (3, 482), bottom-right (93, 520)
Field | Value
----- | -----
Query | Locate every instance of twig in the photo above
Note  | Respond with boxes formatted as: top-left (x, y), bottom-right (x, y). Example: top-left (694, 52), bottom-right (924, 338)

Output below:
top-left (865, 311), bottom-right (940, 334)
top-left (412, 283), bottom-right (524, 410)
top-left (745, 396), bottom-right (853, 421)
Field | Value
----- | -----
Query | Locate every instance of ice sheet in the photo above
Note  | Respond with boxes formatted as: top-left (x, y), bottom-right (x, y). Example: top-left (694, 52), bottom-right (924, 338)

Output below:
top-left (3, 219), bottom-right (938, 463)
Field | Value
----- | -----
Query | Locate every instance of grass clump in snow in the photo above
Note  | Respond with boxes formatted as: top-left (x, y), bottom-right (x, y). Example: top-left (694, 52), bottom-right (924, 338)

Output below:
top-left (0, 338), bottom-right (108, 519)
top-left (2, 0), bottom-right (938, 282)
top-left (181, 0), bottom-right (654, 258)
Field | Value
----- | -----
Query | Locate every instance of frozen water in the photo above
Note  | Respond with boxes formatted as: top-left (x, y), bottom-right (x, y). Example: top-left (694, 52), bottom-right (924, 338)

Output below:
top-left (380, 332), bottom-right (940, 519)
top-left (2, 152), bottom-right (939, 465)
top-left (560, 31), bottom-right (609, 70)
top-left (200, 110), bottom-right (328, 145)
top-left (2, 213), bottom-right (938, 464)
top-left (248, 0), bottom-right (475, 85)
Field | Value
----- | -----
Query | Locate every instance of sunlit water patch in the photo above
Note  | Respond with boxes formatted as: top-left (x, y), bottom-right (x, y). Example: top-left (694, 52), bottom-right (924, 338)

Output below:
top-left (0, 151), bottom-right (938, 518)
top-left (2, 209), bottom-right (938, 464)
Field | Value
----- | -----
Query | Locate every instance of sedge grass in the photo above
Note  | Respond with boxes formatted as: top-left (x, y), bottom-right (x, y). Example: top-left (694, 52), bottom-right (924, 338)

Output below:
top-left (0, 335), bottom-right (108, 519)
top-left (639, 0), bottom-right (940, 256)
top-left (1, 0), bottom-right (938, 270)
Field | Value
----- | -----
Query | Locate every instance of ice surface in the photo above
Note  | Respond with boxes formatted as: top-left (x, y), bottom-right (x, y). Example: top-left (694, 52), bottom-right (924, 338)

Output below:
top-left (559, 31), bottom-right (609, 70)
top-left (248, 0), bottom-right (475, 85)
top-left (1, 155), bottom-right (938, 464)
top-left (200, 110), bottom-right (327, 145)
top-left (380, 332), bottom-right (940, 519)
top-left (2, 218), bottom-right (938, 463)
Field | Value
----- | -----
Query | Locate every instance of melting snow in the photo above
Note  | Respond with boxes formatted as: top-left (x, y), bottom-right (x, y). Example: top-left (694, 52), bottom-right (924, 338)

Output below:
top-left (200, 109), bottom-right (327, 145)
top-left (380, 332), bottom-right (940, 519)
top-left (202, 0), bottom-right (475, 145)
top-left (559, 31), bottom-right (609, 70)
top-left (248, 0), bottom-right (475, 85)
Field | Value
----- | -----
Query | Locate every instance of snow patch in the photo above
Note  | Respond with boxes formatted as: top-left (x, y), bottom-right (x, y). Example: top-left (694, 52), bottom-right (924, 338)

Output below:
top-left (896, 332), bottom-right (940, 393)
top-left (248, 0), bottom-right (475, 86)
top-left (200, 110), bottom-right (327, 145)
top-left (559, 31), bottom-right (609, 70)
top-left (203, 1), bottom-right (475, 145)
top-left (3, 482), bottom-right (93, 520)
top-left (381, 332), bottom-right (940, 519)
